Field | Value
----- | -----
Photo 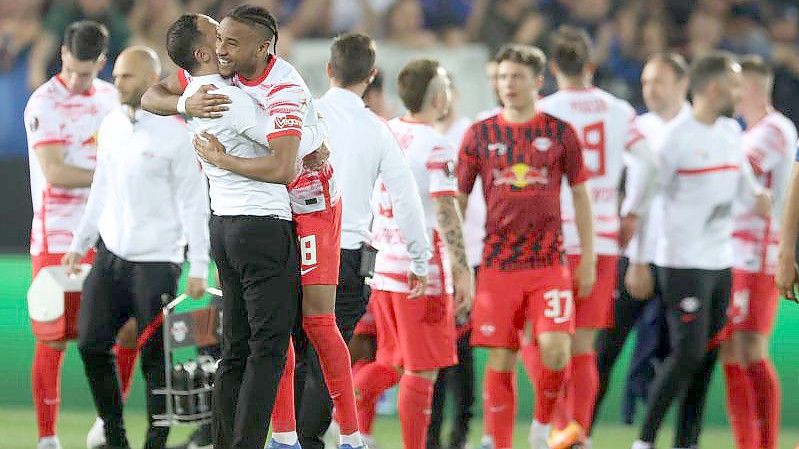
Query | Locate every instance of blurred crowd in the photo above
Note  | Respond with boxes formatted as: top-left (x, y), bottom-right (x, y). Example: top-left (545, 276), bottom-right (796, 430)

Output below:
top-left (1, 0), bottom-right (798, 157)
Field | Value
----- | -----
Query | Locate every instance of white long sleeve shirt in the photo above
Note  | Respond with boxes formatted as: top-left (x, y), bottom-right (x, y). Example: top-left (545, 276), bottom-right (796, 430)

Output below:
top-left (317, 87), bottom-right (431, 276)
top-left (69, 107), bottom-right (210, 279)
top-left (652, 112), bottom-right (763, 270)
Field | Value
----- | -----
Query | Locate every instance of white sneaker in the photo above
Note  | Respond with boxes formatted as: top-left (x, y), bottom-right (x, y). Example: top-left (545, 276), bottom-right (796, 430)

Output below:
top-left (86, 417), bottom-right (105, 449)
top-left (631, 441), bottom-right (653, 449)
top-left (528, 420), bottom-right (551, 449)
top-left (38, 436), bottom-right (62, 449)
top-left (479, 435), bottom-right (495, 449)
top-left (323, 420), bottom-right (340, 449)
top-left (583, 438), bottom-right (592, 449)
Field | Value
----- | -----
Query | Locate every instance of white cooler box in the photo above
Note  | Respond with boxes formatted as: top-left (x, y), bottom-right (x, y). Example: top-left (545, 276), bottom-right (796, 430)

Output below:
top-left (27, 264), bottom-right (91, 341)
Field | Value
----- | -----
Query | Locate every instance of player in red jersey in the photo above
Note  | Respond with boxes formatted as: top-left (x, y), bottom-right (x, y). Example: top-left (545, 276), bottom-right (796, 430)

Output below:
top-left (458, 44), bottom-right (595, 449)
top-left (23, 21), bottom-right (141, 449)
top-left (721, 56), bottom-right (797, 449)
top-left (143, 7), bottom-right (364, 448)
top-left (534, 27), bottom-right (658, 449)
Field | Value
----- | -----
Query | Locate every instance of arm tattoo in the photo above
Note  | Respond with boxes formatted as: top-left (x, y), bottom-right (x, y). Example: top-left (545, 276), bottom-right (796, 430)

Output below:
top-left (435, 198), bottom-right (470, 272)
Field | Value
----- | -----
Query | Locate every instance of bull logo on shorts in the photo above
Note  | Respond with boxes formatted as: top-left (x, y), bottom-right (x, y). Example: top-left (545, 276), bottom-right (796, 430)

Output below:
top-left (680, 296), bottom-right (700, 314)
top-left (479, 324), bottom-right (496, 336)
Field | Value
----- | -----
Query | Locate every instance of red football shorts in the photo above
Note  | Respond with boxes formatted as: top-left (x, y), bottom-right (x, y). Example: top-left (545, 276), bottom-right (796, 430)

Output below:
top-left (728, 269), bottom-right (779, 335)
top-left (372, 290), bottom-right (457, 372)
top-left (470, 265), bottom-right (575, 351)
top-left (291, 163), bottom-right (342, 286)
top-left (567, 254), bottom-right (618, 329)
top-left (31, 251), bottom-right (95, 277)
top-left (354, 299), bottom-right (377, 336)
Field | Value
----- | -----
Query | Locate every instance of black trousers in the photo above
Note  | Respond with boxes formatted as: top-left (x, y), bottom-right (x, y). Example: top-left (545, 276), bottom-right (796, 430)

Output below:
top-left (593, 257), bottom-right (667, 432)
top-left (78, 242), bottom-right (180, 449)
top-left (210, 215), bottom-right (300, 449)
top-left (639, 266), bottom-right (731, 447)
top-left (296, 248), bottom-right (370, 449)
top-left (426, 330), bottom-right (474, 449)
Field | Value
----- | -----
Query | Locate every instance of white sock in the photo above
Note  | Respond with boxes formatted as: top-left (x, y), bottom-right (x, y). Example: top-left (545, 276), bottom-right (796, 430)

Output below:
top-left (339, 432), bottom-right (364, 447)
top-left (272, 431), bottom-right (298, 445)
top-left (39, 436), bottom-right (58, 444)
top-left (631, 440), bottom-right (653, 449)
top-left (531, 419), bottom-right (550, 432)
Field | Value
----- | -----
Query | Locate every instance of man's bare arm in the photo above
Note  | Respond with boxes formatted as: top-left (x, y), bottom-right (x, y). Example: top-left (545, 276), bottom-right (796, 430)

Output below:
top-left (35, 144), bottom-right (93, 188)
top-left (457, 192), bottom-right (469, 215)
top-left (434, 196), bottom-right (474, 314)
top-left (141, 72), bottom-right (184, 116)
top-left (194, 132), bottom-right (299, 184)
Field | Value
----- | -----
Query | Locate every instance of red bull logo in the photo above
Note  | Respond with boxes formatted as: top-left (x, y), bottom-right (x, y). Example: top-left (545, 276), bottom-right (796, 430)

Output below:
top-left (494, 163), bottom-right (548, 188)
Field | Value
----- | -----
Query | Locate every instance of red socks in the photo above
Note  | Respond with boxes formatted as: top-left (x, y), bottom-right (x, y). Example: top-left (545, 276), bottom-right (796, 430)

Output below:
top-left (32, 342), bottom-right (64, 438)
top-left (354, 361), bottom-right (401, 435)
top-left (724, 364), bottom-right (758, 449)
top-left (748, 359), bottom-right (781, 449)
top-left (271, 339), bottom-right (296, 433)
top-left (303, 315), bottom-right (360, 435)
top-left (483, 369), bottom-right (516, 449)
top-left (113, 345), bottom-right (138, 400)
top-left (398, 375), bottom-right (434, 449)
top-left (571, 352), bottom-right (598, 430)
top-left (534, 365), bottom-right (567, 424)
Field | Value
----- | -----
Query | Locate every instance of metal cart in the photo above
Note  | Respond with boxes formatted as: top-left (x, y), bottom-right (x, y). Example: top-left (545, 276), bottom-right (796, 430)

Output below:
top-left (152, 288), bottom-right (223, 427)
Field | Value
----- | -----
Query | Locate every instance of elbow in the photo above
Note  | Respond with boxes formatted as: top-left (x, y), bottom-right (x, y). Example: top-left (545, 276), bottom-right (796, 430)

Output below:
top-left (276, 165), bottom-right (298, 185)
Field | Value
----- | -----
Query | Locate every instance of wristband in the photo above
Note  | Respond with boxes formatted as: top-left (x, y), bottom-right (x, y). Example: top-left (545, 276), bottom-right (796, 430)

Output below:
top-left (177, 95), bottom-right (188, 115)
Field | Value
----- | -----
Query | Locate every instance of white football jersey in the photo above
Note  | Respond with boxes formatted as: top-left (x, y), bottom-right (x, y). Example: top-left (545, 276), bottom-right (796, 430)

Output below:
top-left (537, 87), bottom-right (650, 256)
top-left (732, 111), bottom-right (798, 274)
top-left (625, 104), bottom-right (692, 263)
top-left (371, 118), bottom-right (458, 296)
top-left (654, 113), bottom-right (761, 270)
top-left (24, 75), bottom-right (119, 255)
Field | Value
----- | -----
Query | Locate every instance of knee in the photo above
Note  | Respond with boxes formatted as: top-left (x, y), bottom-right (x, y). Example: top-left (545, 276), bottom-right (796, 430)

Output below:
top-left (538, 333), bottom-right (571, 370)
top-left (572, 329), bottom-right (598, 355)
top-left (39, 339), bottom-right (67, 351)
top-left (487, 348), bottom-right (517, 372)
top-left (742, 333), bottom-right (768, 365)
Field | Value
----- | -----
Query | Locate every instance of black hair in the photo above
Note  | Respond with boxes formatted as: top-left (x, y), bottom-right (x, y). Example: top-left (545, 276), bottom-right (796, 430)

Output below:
top-left (226, 4), bottom-right (279, 51)
top-left (689, 51), bottom-right (738, 96)
top-left (330, 33), bottom-right (376, 87)
top-left (63, 20), bottom-right (108, 61)
top-left (166, 14), bottom-right (204, 73)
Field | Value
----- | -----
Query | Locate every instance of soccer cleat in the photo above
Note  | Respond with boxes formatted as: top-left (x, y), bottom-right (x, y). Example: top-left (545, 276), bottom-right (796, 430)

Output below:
top-left (362, 434), bottom-right (379, 449)
top-left (38, 436), bottom-right (63, 449)
top-left (86, 417), bottom-right (105, 449)
top-left (547, 421), bottom-right (586, 449)
top-left (529, 420), bottom-right (551, 449)
top-left (339, 444), bottom-right (369, 449)
top-left (630, 441), bottom-right (653, 449)
top-left (266, 440), bottom-right (302, 449)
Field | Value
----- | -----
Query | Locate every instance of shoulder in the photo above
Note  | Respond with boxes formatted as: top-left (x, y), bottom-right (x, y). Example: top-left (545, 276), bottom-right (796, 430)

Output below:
top-left (25, 80), bottom-right (59, 113)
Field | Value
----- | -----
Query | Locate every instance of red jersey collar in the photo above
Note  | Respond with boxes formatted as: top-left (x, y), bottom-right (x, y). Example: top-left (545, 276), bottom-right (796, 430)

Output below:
top-left (496, 109), bottom-right (542, 128)
top-left (238, 55), bottom-right (277, 87)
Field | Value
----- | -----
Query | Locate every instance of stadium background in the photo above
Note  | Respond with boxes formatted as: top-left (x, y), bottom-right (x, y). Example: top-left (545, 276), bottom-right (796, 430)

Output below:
top-left (1, 0), bottom-right (799, 447)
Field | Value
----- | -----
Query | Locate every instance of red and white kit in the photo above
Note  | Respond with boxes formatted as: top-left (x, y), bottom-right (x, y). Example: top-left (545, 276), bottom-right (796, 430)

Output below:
top-left (25, 75), bottom-right (118, 274)
top-left (370, 117), bottom-right (458, 371)
top-left (538, 87), bottom-right (653, 328)
top-left (730, 111), bottom-right (797, 334)
top-left (179, 60), bottom-right (340, 285)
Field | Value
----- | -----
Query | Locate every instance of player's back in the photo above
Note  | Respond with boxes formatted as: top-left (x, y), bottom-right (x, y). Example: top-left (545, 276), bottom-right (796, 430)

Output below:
top-left (537, 87), bottom-right (640, 255)
top-left (24, 76), bottom-right (118, 255)
top-left (371, 118), bottom-right (457, 296)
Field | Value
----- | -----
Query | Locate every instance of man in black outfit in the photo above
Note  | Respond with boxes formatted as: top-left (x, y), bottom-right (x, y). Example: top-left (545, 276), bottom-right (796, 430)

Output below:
top-left (63, 45), bottom-right (210, 449)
